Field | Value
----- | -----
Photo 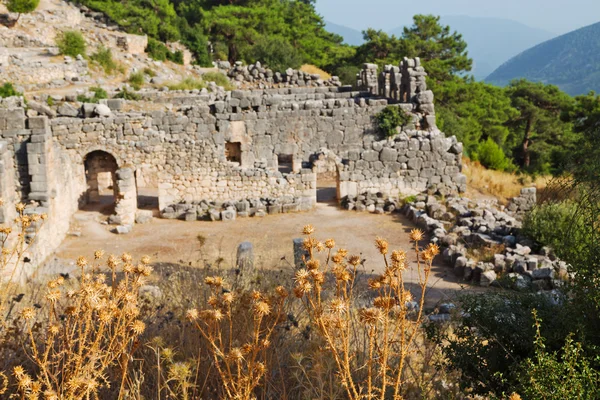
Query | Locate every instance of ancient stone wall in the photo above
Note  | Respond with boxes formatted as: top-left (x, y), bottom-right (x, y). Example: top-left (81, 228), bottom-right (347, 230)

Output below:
top-left (0, 58), bottom-right (467, 278)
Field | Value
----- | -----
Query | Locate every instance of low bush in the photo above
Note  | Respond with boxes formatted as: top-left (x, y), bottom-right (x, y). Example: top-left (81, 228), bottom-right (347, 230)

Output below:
top-left (55, 30), bottom-right (86, 57)
top-left (128, 72), bottom-right (145, 90)
top-left (376, 105), bottom-right (411, 137)
top-left (146, 38), bottom-right (169, 61)
top-left (522, 200), bottom-right (588, 264)
top-left (142, 67), bottom-right (156, 77)
top-left (89, 46), bottom-right (118, 74)
top-left (114, 87), bottom-right (141, 100)
top-left (167, 77), bottom-right (205, 91)
top-left (0, 82), bottom-right (21, 98)
top-left (77, 86), bottom-right (108, 103)
top-left (167, 49), bottom-right (184, 65)
top-left (473, 137), bottom-right (515, 171)
top-left (201, 72), bottom-right (234, 90)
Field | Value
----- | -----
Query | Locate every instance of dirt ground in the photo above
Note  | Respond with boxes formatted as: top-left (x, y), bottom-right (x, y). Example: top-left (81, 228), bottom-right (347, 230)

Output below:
top-left (46, 184), bottom-right (481, 306)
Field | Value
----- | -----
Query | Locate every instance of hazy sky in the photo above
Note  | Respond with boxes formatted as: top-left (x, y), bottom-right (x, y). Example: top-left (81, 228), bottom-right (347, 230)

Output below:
top-left (315, 0), bottom-right (600, 35)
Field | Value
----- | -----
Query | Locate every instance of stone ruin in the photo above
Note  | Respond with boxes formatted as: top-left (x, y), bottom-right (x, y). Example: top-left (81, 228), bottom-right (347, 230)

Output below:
top-left (0, 58), bottom-right (467, 279)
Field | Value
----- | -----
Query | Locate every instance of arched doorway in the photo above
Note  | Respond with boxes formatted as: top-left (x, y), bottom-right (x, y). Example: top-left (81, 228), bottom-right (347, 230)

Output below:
top-left (83, 150), bottom-right (118, 213)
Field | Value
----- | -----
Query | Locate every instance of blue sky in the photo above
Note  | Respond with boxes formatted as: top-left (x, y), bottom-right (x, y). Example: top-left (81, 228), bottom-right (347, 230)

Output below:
top-left (315, 0), bottom-right (600, 35)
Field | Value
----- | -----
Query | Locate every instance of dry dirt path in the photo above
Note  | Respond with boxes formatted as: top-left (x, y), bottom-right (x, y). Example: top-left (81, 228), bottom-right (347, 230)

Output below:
top-left (47, 199), bottom-right (481, 306)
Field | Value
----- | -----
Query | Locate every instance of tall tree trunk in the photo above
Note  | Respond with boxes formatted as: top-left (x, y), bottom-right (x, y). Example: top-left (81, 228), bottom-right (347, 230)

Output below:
top-left (522, 118), bottom-right (532, 168)
top-left (228, 42), bottom-right (238, 65)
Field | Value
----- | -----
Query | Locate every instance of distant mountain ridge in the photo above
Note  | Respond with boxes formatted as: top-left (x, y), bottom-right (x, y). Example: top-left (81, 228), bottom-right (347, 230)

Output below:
top-left (324, 20), bottom-right (364, 46)
top-left (486, 21), bottom-right (600, 95)
top-left (324, 16), bottom-right (555, 81)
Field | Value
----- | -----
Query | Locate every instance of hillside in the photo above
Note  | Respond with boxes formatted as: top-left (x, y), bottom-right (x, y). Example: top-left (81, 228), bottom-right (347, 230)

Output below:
top-left (324, 20), bottom-right (364, 46)
top-left (390, 16), bottom-right (554, 80)
top-left (486, 21), bottom-right (600, 95)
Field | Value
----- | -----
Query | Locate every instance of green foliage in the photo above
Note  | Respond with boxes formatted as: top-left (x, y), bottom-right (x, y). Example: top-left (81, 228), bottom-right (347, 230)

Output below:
top-left (333, 65), bottom-right (360, 86)
top-left (167, 78), bottom-right (205, 91)
top-left (167, 50), bottom-right (184, 65)
top-left (76, 86), bottom-right (108, 103)
top-left (431, 292), bottom-right (574, 396)
top-left (506, 79), bottom-right (576, 174)
top-left (46, 97), bottom-right (54, 106)
top-left (473, 138), bottom-right (515, 171)
top-left (375, 106), bottom-right (411, 137)
top-left (518, 312), bottom-right (599, 400)
top-left (5, 0), bottom-right (39, 15)
top-left (248, 36), bottom-right (302, 72)
top-left (201, 72), bottom-right (233, 90)
top-left (114, 88), bottom-right (141, 100)
top-left (0, 82), bottom-right (21, 98)
top-left (523, 201), bottom-right (588, 264)
top-left (56, 30), bottom-right (86, 57)
top-left (128, 72), bottom-right (145, 90)
top-left (146, 38), bottom-right (169, 61)
top-left (89, 46), bottom-right (118, 74)
top-left (487, 21), bottom-right (600, 96)
top-left (142, 68), bottom-right (156, 77)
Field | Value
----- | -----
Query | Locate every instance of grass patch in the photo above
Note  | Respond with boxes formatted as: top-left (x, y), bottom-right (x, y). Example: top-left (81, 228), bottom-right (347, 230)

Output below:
top-left (167, 77), bottom-right (205, 91)
top-left (300, 64), bottom-right (332, 80)
top-left (201, 72), bottom-right (234, 90)
top-left (128, 72), bottom-right (145, 90)
top-left (77, 86), bottom-right (108, 104)
top-left (0, 82), bottom-right (21, 98)
top-left (463, 158), bottom-right (550, 201)
top-left (114, 87), bottom-right (141, 100)
top-left (89, 46), bottom-right (119, 74)
top-left (142, 67), bottom-right (156, 77)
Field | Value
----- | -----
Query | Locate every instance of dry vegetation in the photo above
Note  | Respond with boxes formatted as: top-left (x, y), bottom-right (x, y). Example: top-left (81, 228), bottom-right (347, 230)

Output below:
top-left (300, 64), bottom-right (332, 80)
top-left (0, 199), bottom-right (466, 399)
top-left (463, 158), bottom-right (551, 201)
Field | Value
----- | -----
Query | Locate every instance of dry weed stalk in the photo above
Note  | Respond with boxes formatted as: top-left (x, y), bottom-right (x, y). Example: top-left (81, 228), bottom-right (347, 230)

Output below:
top-left (294, 225), bottom-right (438, 400)
top-left (17, 252), bottom-right (152, 399)
top-left (186, 278), bottom-right (288, 400)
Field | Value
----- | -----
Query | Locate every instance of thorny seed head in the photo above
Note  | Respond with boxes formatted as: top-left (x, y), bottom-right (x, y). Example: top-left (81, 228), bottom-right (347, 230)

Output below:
top-left (227, 348), bottom-right (244, 362)
top-left (306, 259), bottom-right (320, 271)
top-left (48, 324), bottom-right (60, 335)
top-left (275, 286), bottom-right (288, 298)
top-left (253, 362), bottom-right (266, 378)
top-left (375, 237), bottom-right (389, 255)
top-left (303, 237), bottom-right (318, 251)
top-left (222, 292), bottom-right (234, 304)
top-left (295, 269), bottom-right (310, 283)
top-left (253, 301), bottom-right (271, 317)
top-left (324, 238), bottom-right (335, 249)
top-left (205, 276), bottom-right (224, 287)
top-left (426, 243), bottom-right (440, 256)
top-left (359, 307), bottom-right (384, 326)
top-left (44, 390), bottom-right (58, 400)
top-left (315, 242), bottom-right (325, 252)
top-left (409, 229), bottom-right (424, 242)
top-left (94, 250), bottom-right (105, 260)
top-left (45, 289), bottom-right (61, 303)
top-left (15, 203), bottom-right (25, 212)
top-left (348, 255), bottom-right (361, 267)
top-left (107, 255), bottom-right (119, 269)
top-left (329, 299), bottom-right (347, 314)
top-left (76, 256), bottom-right (88, 268)
top-left (374, 296), bottom-right (396, 310)
top-left (140, 255), bottom-right (151, 265)
top-left (251, 290), bottom-right (263, 301)
top-left (302, 225), bottom-right (315, 235)
top-left (121, 253), bottom-right (133, 263)
top-left (294, 282), bottom-right (312, 298)
top-left (311, 270), bottom-right (325, 284)
top-left (131, 320), bottom-right (146, 335)
top-left (186, 308), bottom-right (199, 321)
top-left (331, 254), bottom-right (343, 264)
top-left (21, 307), bottom-right (35, 320)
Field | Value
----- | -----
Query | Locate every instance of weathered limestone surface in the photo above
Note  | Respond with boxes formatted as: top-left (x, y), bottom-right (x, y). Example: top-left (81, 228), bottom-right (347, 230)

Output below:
top-left (0, 58), bottom-right (466, 279)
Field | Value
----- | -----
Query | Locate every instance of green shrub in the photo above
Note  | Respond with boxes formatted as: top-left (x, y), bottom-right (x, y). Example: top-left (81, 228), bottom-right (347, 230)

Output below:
top-left (473, 137), bottom-right (515, 171)
top-left (114, 88), bottom-right (141, 101)
top-left (517, 312), bottom-right (599, 400)
top-left (375, 105), bottom-right (411, 137)
top-left (429, 292), bottom-right (575, 396)
top-left (0, 82), bottom-right (21, 98)
top-left (143, 68), bottom-right (156, 77)
top-left (56, 30), bottom-right (86, 57)
top-left (128, 72), bottom-right (145, 90)
top-left (201, 72), bottom-right (233, 90)
top-left (146, 38), bottom-right (169, 61)
top-left (522, 200), bottom-right (588, 265)
top-left (333, 65), bottom-right (360, 87)
top-left (167, 50), bottom-right (184, 65)
top-left (247, 36), bottom-right (302, 73)
top-left (167, 78), bottom-right (205, 91)
top-left (76, 86), bottom-right (108, 104)
top-left (46, 97), bottom-right (54, 106)
top-left (89, 46), bottom-right (117, 74)
top-left (6, 0), bottom-right (39, 16)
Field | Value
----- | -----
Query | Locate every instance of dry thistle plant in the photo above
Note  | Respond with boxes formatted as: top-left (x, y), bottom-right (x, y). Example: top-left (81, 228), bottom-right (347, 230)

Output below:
top-left (186, 277), bottom-right (288, 400)
top-left (17, 252), bottom-right (152, 399)
top-left (294, 225), bottom-right (438, 400)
